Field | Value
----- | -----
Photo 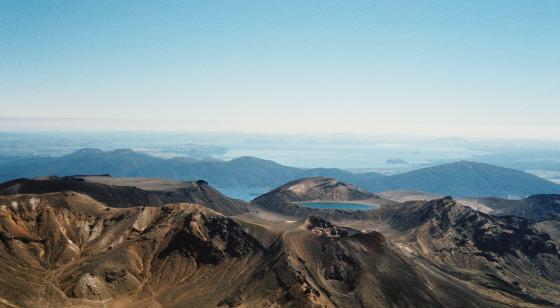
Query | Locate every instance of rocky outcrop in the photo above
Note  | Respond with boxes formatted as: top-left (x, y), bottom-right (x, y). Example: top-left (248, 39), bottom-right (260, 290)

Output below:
top-left (370, 197), bottom-right (560, 305)
top-left (474, 194), bottom-right (560, 220)
top-left (1, 188), bottom-right (560, 307)
top-left (0, 176), bottom-right (248, 215)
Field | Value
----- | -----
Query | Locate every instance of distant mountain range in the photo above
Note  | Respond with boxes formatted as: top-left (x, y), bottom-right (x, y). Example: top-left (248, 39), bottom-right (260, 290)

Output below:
top-left (1, 148), bottom-right (560, 197)
top-left (0, 148), bottom-right (303, 188)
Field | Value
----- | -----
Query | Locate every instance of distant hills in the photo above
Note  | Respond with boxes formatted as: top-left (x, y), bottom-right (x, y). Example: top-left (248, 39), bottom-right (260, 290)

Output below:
top-left (1, 148), bottom-right (560, 198)
top-left (0, 148), bottom-right (303, 188)
top-left (366, 161), bottom-right (560, 198)
top-left (300, 161), bottom-right (560, 197)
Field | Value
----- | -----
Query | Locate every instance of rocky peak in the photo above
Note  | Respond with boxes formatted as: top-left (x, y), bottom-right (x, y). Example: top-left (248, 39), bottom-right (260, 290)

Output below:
top-left (158, 206), bottom-right (264, 264)
top-left (302, 216), bottom-right (352, 238)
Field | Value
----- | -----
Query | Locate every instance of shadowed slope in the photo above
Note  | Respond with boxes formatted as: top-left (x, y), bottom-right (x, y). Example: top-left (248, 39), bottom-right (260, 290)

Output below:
top-left (368, 197), bottom-right (560, 305)
top-left (464, 194), bottom-right (560, 220)
top-left (1, 183), bottom-right (560, 306)
top-left (0, 176), bottom-right (247, 215)
top-left (0, 193), bottom-right (510, 307)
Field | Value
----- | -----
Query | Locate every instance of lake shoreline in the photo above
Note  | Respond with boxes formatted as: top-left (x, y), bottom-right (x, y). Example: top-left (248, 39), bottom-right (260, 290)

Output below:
top-left (295, 201), bottom-right (379, 211)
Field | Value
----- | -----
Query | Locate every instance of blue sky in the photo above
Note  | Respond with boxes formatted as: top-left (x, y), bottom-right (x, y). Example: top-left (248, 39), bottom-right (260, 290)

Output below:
top-left (1, 1), bottom-right (559, 138)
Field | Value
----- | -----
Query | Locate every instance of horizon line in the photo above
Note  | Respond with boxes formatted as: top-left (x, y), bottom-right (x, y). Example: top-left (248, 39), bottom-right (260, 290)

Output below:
top-left (1, 116), bottom-right (560, 142)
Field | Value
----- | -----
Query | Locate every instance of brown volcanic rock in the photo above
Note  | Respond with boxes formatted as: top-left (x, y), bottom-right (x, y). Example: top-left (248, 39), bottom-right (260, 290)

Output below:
top-left (1, 189), bottom-right (560, 307)
top-left (0, 193), bottom-right (260, 306)
top-left (282, 216), bottom-right (491, 307)
top-left (0, 192), bottom-right (334, 307)
top-left (0, 175), bottom-right (247, 215)
top-left (302, 216), bottom-right (358, 237)
top-left (0, 192), bottom-right (473, 307)
top-left (255, 176), bottom-right (375, 203)
top-left (466, 194), bottom-right (560, 220)
top-left (369, 197), bottom-right (560, 305)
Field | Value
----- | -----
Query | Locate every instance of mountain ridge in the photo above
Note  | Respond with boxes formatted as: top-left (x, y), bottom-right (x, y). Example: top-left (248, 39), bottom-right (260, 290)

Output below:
top-left (0, 175), bottom-right (248, 215)
top-left (1, 148), bottom-right (560, 198)
top-left (461, 194), bottom-right (560, 220)
top-left (1, 183), bottom-right (559, 306)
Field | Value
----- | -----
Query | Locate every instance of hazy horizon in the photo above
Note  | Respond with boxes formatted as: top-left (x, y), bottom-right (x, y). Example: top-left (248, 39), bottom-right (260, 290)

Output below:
top-left (2, 117), bottom-right (560, 141)
top-left (2, 1), bottom-right (560, 139)
top-left (3, 3), bottom-right (560, 306)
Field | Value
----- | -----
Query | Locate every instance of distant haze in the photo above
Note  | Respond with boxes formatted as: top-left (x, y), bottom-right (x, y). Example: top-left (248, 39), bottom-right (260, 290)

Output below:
top-left (1, 2), bottom-right (559, 138)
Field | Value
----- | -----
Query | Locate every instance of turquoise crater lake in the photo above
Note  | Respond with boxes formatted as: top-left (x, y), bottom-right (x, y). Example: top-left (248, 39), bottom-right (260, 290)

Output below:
top-left (296, 201), bottom-right (378, 211)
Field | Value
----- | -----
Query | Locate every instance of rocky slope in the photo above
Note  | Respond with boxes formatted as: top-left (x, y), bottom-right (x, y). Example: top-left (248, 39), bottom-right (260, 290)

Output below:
top-left (255, 177), bottom-right (375, 202)
top-left (3, 192), bottom-right (551, 307)
top-left (465, 194), bottom-right (560, 220)
top-left (0, 176), bottom-right (247, 215)
top-left (1, 179), bottom-right (560, 307)
top-left (0, 192), bottom-right (266, 307)
top-left (366, 197), bottom-right (560, 306)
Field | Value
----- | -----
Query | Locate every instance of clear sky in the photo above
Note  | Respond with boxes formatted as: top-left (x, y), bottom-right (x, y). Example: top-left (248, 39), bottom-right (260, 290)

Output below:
top-left (1, 1), bottom-right (559, 138)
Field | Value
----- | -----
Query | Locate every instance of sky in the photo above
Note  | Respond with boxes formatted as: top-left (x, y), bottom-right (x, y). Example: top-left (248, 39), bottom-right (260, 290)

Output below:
top-left (1, 1), bottom-right (559, 138)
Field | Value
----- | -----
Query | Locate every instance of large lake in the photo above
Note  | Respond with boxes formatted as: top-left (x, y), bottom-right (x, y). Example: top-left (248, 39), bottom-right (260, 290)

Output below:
top-left (216, 186), bottom-right (271, 201)
top-left (297, 201), bottom-right (377, 211)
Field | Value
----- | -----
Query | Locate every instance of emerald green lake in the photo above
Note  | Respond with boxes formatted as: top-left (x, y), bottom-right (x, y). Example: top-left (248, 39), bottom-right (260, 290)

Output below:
top-left (297, 201), bottom-right (377, 211)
